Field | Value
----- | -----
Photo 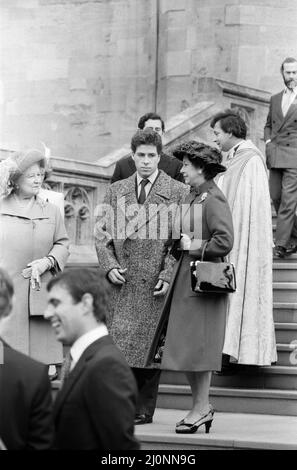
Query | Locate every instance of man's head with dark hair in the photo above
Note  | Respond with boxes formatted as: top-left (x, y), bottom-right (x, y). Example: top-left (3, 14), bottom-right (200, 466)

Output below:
top-left (137, 112), bottom-right (165, 135)
top-left (0, 268), bottom-right (14, 320)
top-left (131, 128), bottom-right (162, 155)
top-left (280, 57), bottom-right (297, 90)
top-left (45, 268), bottom-right (110, 346)
top-left (210, 110), bottom-right (247, 152)
top-left (280, 57), bottom-right (297, 73)
top-left (131, 129), bottom-right (162, 179)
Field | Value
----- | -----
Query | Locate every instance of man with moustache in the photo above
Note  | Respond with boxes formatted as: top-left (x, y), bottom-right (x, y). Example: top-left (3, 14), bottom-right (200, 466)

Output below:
top-left (264, 57), bottom-right (297, 257)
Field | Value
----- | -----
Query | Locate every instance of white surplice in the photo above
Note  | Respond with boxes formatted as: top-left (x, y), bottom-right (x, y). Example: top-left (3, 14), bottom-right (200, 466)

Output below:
top-left (217, 140), bottom-right (277, 365)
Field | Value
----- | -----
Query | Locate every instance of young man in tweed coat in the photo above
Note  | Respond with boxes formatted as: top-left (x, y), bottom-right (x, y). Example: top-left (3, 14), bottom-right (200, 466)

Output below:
top-left (95, 129), bottom-right (188, 425)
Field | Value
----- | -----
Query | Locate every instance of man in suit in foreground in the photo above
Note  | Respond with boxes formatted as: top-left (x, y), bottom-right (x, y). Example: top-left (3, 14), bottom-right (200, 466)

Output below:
top-left (45, 268), bottom-right (140, 450)
top-left (111, 112), bottom-right (183, 183)
top-left (264, 57), bottom-right (297, 257)
top-left (0, 268), bottom-right (54, 450)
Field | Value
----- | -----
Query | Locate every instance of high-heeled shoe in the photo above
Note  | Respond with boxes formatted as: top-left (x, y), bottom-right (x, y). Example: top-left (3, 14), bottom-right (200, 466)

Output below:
top-left (175, 407), bottom-right (215, 434)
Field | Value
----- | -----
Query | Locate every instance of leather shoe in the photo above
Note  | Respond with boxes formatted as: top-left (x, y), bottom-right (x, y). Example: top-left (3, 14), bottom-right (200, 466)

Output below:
top-left (273, 245), bottom-right (287, 258)
top-left (286, 244), bottom-right (297, 255)
top-left (134, 414), bottom-right (153, 425)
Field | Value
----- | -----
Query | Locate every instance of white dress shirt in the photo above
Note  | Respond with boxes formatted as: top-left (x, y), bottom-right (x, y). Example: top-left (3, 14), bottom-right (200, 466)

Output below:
top-left (136, 169), bottom-right (159, 199)
top-left (70, 324), bottom-right (108, 370)
top-left (282, 86), bottom-right (297, 117)
top-left (226, 140), bottom-right (245, 161)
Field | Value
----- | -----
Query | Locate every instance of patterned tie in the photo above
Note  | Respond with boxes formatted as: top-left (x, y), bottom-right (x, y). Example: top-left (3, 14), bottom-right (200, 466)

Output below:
top-left (60, 351), bottom-right (73, 387)
top-left (138, 179), bottom-right (149, 204)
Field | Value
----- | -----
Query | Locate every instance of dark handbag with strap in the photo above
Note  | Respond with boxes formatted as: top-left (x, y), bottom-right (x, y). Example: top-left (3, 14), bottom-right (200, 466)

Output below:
top-left (190, 242), bottom-right (236, 294)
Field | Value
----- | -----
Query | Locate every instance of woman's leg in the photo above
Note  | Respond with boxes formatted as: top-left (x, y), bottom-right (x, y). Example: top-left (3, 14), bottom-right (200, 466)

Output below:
top-left (184, 371), bottom-right (212, 422)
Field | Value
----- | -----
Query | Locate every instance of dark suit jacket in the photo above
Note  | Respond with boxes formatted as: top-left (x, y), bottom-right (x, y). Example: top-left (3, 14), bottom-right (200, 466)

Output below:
top-left (0, 340), bottom-right (54, 450)
top-left (110, 151), bottom-right (183, 183)
top-left (264, 91), bottom-right (297, 168)
top-left (53, 335), bottom-right (140, 450)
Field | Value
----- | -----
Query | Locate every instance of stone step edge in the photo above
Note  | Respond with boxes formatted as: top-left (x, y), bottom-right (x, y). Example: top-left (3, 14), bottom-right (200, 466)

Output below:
top-left (163, 365), bottom-right (297, 375)
top-left (273, 263), bottom-right (297, 269)
top-left (137, 411), bottom-right (297, 450)
top-left (274, 302), bottom-right (297, 309)
top-left (277, 343), bottom-right (297, 351)
top-left (159, 384), bottom-right (297, 400)
top-left (273, 282), bottom-right (297, 288)
top-left (138, 432), bottom-right (297, 451)
top-left (273, 254), bottom-right (297, 261)
top-left (275, 322), bottom-right (297, 329)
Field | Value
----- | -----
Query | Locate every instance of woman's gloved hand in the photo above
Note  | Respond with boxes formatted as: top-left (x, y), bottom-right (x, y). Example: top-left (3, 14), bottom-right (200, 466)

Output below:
top-left (22, 257), bottom-right (52, 290)
top-left (180, 233), bottom-right (192, 250)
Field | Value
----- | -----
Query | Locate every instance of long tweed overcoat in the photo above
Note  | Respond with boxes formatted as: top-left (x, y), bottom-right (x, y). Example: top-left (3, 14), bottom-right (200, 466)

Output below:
top-left (0, 195), bottom-right (69, 364)
top-left (95, 170), bottom-right (188, 368)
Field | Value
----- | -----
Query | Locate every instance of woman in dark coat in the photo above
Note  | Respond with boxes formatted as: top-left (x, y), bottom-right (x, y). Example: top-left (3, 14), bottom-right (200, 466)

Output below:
top-left (148, 141), bottom-right (234, 434)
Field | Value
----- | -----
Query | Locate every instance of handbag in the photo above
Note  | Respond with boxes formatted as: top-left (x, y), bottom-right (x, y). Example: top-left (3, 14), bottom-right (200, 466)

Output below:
top-left (190, 242), bottom-right (236, 294)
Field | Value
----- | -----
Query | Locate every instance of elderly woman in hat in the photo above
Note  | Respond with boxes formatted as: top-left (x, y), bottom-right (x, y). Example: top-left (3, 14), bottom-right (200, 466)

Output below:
top-left (147, 141), bottom-right (234, 434)
top-left (0, 149), bottom-right (69, 366)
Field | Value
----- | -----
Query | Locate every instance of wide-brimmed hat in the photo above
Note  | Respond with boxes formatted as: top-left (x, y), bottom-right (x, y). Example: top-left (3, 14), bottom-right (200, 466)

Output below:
top-left (172, 141), bottom-right (226, 175)
top-left (0, 149), bottom-right (47, 197)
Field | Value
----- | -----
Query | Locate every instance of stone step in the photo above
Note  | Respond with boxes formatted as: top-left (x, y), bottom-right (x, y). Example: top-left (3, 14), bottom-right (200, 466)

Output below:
top-left (275, 322), bottom-right (297, 344)
top-left (273, 263), bottom-right (297, 282)
top-left (157, 385), bottom-right (297, 416)
top-left (273, 283), bottom-right (297, 302)
top-left (161, 366), bottom-right (297, 390)
top-left (273, 253), bottom-right (297, 262)
top-left (277, 343), bottom-right (297, 366)
top-left (136, 408), bottom-right (297, 450)
top-left (273, 302), bottom-right (297, 323)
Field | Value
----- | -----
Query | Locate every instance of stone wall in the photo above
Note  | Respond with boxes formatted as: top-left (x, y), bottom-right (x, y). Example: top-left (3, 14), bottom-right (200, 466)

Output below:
top-left (158, 0), bottom-right (297, 120)
top-left (0, 0), bottom-right (157, 161)
top-left (0, 0), bottom-right (297, 161)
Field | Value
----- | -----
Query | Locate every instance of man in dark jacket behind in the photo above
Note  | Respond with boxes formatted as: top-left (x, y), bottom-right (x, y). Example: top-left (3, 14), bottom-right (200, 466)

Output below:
top-left (111, 112), bottom-right (183, 183)
top-left (264, 57), bottom-right (297, 257)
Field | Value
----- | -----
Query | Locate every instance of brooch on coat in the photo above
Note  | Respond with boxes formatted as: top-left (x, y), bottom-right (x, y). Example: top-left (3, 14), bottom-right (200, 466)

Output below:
top-left (197, 192), bottom-right (208, 203)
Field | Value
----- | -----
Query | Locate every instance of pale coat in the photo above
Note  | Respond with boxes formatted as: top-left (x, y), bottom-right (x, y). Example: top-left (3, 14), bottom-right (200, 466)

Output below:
top-left (264, 91), bottom-right (297, 168)
top-left (95, 170), bottom-right (188, 368)
top-left (217, 140), bottom-right (277, 365)
top-left (0, 195), bottom-right (69, 364)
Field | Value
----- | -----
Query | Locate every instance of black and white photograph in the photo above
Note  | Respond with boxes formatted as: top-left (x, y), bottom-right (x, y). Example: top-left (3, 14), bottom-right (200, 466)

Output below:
top-left (0, 0), bottom-right (297, 456)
